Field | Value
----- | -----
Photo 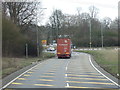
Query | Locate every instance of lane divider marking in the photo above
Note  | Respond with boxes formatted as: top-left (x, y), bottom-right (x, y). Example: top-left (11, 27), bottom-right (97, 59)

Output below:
top-left (66, 81), bottom-right (114, 85)
top-left (65, 74), bottom-right (67, 77)
top-left (66, 83), bottom-right (69, 87)
top-left (89, 55), bottom-right (120, 87)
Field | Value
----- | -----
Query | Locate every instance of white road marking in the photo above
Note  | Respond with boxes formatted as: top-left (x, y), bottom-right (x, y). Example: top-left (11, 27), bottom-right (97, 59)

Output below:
top-left (65, 59), bottom-right (70, 88)
top-left (65, 67), bottom-right (67, 70)
top-left (66, 83), bottom-right (69, 87)
top-left (1, 62), bottom-right (42, 90)
top-left (65, 74), bottom-right (67, 77)
top-left (89, 55), bottom-right (120, 87)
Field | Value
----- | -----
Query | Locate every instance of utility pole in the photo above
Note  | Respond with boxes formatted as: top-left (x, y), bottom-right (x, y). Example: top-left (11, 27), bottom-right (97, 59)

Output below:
top-left (36, 10), bottom-right (39, 57)
top-left (25, 43), bottom-right (28, 58)
top-left (101, 23), bottom-right (104, 48)
top-left (89, 19), bottom-right (92, 48)
top-left (36, 8), bottom-right (47, 57)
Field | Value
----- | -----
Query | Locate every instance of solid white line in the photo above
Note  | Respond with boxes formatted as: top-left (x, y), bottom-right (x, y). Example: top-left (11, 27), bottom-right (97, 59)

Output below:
top-left (1, 63), bottom-right (41, 90)
top-left (89, 55), bottom-right (120, 87)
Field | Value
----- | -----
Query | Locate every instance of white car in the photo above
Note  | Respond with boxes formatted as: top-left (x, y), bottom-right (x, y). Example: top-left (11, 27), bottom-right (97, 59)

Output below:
top-left (47, 47), bottom-right (55, 51)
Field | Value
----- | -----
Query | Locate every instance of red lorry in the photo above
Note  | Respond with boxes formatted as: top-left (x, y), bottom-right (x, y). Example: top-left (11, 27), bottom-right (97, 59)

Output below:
top-left (57, 35), bottom-right (71, 58)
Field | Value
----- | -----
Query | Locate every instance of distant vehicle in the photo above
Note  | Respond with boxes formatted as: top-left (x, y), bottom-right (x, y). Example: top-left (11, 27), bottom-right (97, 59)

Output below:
top-left (47, 47), bottom-right (55, 51)
top-left (57, 35), bottom-right (71, 58)
top-left (71, 44), bottom-right (76, 49)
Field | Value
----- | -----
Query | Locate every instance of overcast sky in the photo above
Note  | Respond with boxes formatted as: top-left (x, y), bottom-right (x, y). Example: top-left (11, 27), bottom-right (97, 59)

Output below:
top-left (39, 0), bottom-right (119, 25)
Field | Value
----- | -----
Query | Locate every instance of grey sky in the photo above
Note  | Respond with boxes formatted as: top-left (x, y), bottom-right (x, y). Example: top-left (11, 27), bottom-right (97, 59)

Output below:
top-left (39, 0), bottom-right (119, 25)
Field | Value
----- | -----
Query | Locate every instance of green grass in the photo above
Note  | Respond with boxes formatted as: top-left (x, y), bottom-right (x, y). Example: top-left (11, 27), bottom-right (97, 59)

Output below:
top-left (2, 52), bottom-right (55, 78)
top-left (74, 49), bottom-right (119, 79)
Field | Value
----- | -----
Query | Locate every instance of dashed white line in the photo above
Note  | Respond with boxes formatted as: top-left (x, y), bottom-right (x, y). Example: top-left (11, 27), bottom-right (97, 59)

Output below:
top-left (89, 55), bottom-right (120, 88)
top-left (66, 83), bottom-right (69, 87)
top-left (65, 74), bottom-right (67, 77)
top-left (65, 67), bottom-right (67, 70)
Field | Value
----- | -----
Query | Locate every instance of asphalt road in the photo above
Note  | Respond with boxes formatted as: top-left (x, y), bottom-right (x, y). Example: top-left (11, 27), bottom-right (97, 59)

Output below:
top-left (4, 52), bottom-right (119, 89)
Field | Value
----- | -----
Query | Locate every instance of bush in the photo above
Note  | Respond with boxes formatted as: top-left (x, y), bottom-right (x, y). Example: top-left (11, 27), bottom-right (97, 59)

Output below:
top-left (2, 17), bottom-right (27, 57)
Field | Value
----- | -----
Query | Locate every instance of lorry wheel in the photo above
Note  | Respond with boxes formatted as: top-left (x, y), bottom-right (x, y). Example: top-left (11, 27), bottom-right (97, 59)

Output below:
top-left (58, 57), bottom-right (61, 59)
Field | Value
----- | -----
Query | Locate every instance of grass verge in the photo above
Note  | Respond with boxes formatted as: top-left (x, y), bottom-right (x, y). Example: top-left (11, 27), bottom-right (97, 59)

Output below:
top-left (74, 49), bottom-right (119, 79)
top-left (2, 52), bottom-right (55, 78)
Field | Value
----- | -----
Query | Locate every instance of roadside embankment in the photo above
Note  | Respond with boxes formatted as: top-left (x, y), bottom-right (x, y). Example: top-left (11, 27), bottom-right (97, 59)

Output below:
top-left (2, 52), bottom-right (55, 78)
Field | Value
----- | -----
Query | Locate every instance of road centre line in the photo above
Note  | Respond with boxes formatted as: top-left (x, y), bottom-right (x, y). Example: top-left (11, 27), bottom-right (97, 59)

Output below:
top-left (89, 55), bottom-right (120, 87)
top-left (65, 74), bottom-right (67, 77)
top-left (66, 83), bottom-right (69, 87)
top-left (65, 59), bottom-right (70, 87)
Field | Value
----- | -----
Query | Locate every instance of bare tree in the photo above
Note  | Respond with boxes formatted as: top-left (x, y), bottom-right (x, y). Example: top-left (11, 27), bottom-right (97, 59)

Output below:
top-left (103, 17), bottom-right (112, 30)
top-left (49, 9), bottom-right (64, 39)
top-left (2, 2), bottom-right (42, 31)
top-left (89, 6), bottom-right (99, 19)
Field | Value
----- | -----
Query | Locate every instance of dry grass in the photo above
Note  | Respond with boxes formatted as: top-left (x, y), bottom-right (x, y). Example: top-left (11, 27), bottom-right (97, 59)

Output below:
top-left (2, 52), bottom-right (55, 78)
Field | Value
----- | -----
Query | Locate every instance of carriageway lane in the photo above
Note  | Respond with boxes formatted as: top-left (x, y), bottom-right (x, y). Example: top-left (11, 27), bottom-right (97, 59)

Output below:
top-left (4, 52), bottom-right (119, 89)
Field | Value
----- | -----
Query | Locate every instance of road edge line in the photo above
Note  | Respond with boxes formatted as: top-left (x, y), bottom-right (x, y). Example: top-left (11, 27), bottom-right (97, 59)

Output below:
top-left (89, 55), bottom-right (120, 88)
top-left (1, 62), bottom-right (41, 90)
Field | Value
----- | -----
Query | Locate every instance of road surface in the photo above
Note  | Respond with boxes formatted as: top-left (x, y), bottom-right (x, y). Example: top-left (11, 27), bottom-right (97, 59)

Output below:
top-left (3, 52), bottom-right (119, 89)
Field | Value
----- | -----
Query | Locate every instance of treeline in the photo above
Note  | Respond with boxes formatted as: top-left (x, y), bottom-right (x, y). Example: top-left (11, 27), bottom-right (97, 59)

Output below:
top-left (45, 6), bottom-right (118, 47)
top-left (2, 2), bottom-right (43, 57)
top-left (2, 2), bottom-right (119, 57)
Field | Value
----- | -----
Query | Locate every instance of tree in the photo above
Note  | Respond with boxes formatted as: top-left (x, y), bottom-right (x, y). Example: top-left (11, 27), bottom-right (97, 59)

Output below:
top-left (103, 17), bottom-right (112, 30)
top-left (89, 5), bottom-right (99, 19)
top-left (2, 17), bottom-right (26, 57)
top-left (49, 9), bottom-right (65, 39)
top-left (2, 2), bottom-right (42, 31)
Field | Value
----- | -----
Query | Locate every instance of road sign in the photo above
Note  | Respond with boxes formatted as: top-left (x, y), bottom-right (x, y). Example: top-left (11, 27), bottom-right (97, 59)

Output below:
top-left (42, 40), bottom-right (47, 45)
